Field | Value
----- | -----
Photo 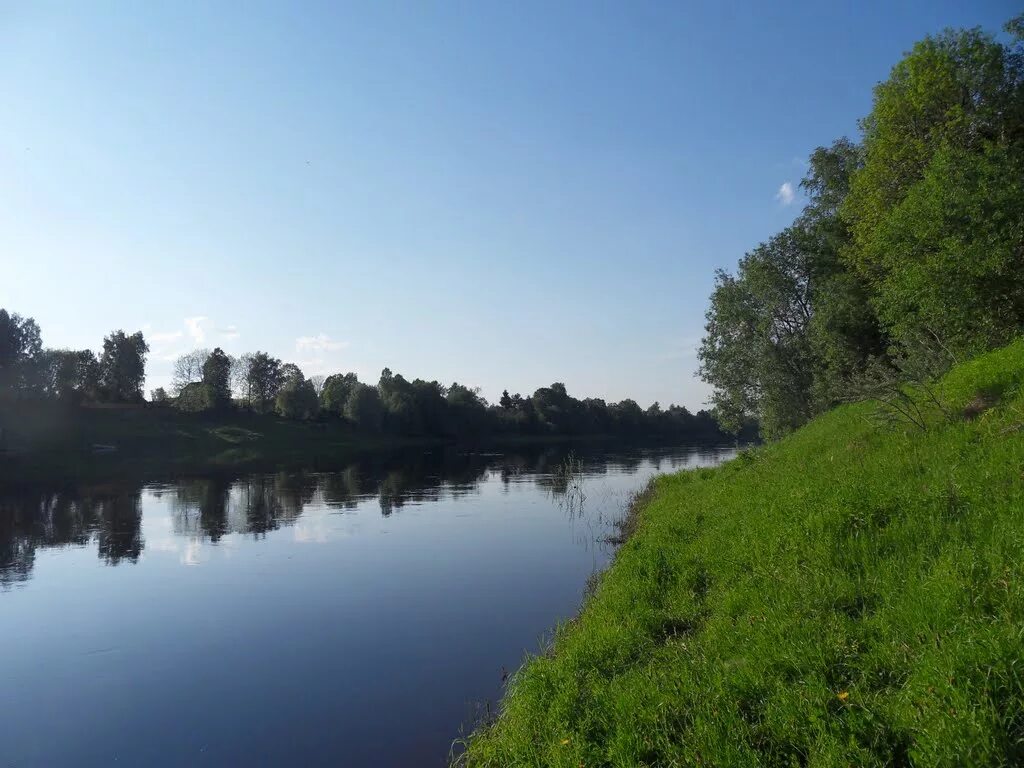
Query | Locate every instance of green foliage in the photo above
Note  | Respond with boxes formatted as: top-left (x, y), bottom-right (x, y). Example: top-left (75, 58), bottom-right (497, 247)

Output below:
top-left (202, 347), bottom-right (233, 409)
top-left (858, 142), bottom-right (1024, 352)
top-left (98, 330), bottom-right (149, 403)
top-left (175, 381), bottom-right (215, 413)
top-left (320, 372), bottom-right (360, 417)
top-left (842, 24), bottom-right (1024, 353)
top-left (0, 309), bottom-right (43, 396)
top-left (461, 339), bottom-right (1024, 767)
top-left (701, 18), bottom-right (1023, 439)
top-left (275, 367), bottom-right (318, 420)
top-left (244, 352), bottom-right (284, 413)
top-left (0, 304), bottom-right (733, 441)
top-left (40, 349), bottom-right (100, 403)
top-left (699, 229), bottom-right (817, 439)
top-left (344, 382), bottom-right (383, 431)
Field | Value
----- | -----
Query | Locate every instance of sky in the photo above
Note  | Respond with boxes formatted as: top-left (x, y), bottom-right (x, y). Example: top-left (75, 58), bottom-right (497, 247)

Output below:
top-left (1, 1), bottom-right (1016, 409)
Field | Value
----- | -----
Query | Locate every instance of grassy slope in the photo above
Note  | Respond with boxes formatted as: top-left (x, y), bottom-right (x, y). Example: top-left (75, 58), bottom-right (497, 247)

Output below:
top-left (462, 340), bottom-right (1024, 766)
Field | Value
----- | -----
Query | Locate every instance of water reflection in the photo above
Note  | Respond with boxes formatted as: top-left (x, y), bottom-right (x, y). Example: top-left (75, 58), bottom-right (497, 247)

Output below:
top-left (1, 443), bottom-right (734, 588)
top-left (0, 442), bottom-right (737, 767)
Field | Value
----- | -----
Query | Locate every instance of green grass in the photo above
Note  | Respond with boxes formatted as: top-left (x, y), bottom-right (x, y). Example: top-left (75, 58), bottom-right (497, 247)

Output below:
top-left (460, 339), bottom-right (1024, 766)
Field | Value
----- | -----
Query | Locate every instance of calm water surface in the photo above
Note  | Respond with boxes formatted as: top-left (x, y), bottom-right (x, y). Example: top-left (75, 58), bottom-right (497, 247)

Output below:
top-left (0, 443), bottom-right (734, 767)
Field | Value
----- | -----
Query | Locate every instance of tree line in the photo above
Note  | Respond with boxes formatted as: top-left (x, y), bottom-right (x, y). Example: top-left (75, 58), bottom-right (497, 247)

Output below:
top-left (699, 17), bottom-right (1024, 439)
top-left (0, 311), bottom-right (737, 442)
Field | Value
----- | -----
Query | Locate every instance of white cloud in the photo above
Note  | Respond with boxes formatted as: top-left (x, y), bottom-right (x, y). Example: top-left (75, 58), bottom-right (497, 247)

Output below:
top-left (296, 333), bottom-right (349, 353)
top-left (776, 181), bottom-right (795, 206)
top-left (184, 316), bottom-right (208, 344)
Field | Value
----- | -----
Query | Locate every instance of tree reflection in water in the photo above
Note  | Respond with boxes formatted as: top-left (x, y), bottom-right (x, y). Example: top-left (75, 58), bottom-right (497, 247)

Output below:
top-left (1, 442), bottom-right (732, 587)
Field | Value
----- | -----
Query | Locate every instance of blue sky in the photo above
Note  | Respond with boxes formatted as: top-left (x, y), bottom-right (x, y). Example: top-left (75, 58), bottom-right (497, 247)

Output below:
top-left (1, 1), bottom-right (1015, 408)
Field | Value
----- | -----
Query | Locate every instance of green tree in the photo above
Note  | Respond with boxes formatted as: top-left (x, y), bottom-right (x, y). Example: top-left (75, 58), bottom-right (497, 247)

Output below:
top-left (99, 330), bottom-right (149, 402)
top-left (446, 382), bottom-right (488, 435)
top-left (0, 309), bottom-right (43, 396)
top-left (176, 381), bottom-right (215, 412)
top-left (378, 368), bottom-right (423, 433)
top-left (321, 372), bottom-right (360, 416)
top-left (41, 349), bottom-right (100, 402)
top-left (841, 23), bottom-right (1024, 353)
top-left (275, 365), bottom-right (318, 420)
top-left (244, 352), bottom-right (283, 413)
top-left (698, 229), bottom-right (816, 438)
top-left (344, 382), bottom-right (383, 431)
top-left (799, 139), bottom-right (886, 406)
top-left (202, 347), bottom-right (233, 409)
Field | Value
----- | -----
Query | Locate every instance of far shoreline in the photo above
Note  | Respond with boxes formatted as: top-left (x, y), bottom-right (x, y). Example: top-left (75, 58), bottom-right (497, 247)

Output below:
top-left (0, 401), bottom-right (746, 488)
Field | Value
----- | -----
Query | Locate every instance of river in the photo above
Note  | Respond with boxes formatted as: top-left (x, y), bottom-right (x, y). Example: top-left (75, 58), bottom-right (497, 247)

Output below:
top-left (0, 442), bottom-right (735, 767)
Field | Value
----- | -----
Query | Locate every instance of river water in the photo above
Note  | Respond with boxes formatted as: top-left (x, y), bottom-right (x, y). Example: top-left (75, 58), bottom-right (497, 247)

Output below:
top-left (0, 442), bottom-right (735, 767)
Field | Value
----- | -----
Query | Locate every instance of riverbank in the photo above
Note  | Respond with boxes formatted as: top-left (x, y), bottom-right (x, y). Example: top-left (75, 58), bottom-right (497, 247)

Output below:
top-left (0, 401), bottom-right (439, 484)
top-left (459, 339), bottom-right (1024, 765)
top-left (0, 401), bottom-right (731, 486)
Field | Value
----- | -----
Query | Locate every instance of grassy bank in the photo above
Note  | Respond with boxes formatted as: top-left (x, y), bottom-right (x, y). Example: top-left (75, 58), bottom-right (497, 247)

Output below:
top-left (460, 340), bottom-right (1024, 766)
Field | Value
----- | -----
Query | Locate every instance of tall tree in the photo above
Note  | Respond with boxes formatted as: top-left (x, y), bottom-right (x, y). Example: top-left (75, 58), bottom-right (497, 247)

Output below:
top-left (699, 228), bottom-right (816, 438)
top-left (99, 330), bottom-right (149, 403)
top-left (344, 382), bottom-right (383, 431)
top-left (0, 309), bottom-right (43, 396)
top-left (231, 353), bottom-right (255, 406)
top-left (321, 372), bottom-right (360, 417)
top-left (841, 22), bottom-right (1024, 354)
top-left (244, 352), bottom-right (284, 413)
top-left (202, 348), bottom-right (233, 409)
top-left (40, 349), bottom-right (100, 402)
top-left (275, 365), bottom-right (318, 420)
top-left (799, 139), bottom-right (886, 406)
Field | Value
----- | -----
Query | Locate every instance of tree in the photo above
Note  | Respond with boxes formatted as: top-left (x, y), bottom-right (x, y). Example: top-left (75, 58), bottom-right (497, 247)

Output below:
top-left (309, 375), bottom-right (326, 397)
top-left (275, 365), bottom-right (318, 420)
top-left (698, 135), bottom-right (888, 437)
top-left (231, 353), bottom-right (254, 406)
top-left (853, 141), bottom-right (1024, 354)
top-left (176, 381), bottom-right (215, 412)
top-left (150, 387), bottom-right (170, 404)
top-left (499, 389), bottom-right (513, 409)
top-left (99, 330), bottom-right (149, 402)
top-left (172, 349), bottom-right (210, 395)
top-left (40, 349), bottom-right (100, 402)
top-left (244, 352), bottom-right (283, 413)
top-left (446, 382), bottom-right (489, 435)
top-left (799, 138), bottom-right (886, 406)
top-left (841, 23), bottom-right (1024, 354)
top-left (699, 228), bottom-right (817, 439)
top-left (378, 368), bottom-right (423, 433)
top-left (0, 309), bottom-right (43, 396)
top-left (344, 382), bottom-right (383, 431)
top-left (321, 372), bottom-right (359, 417)
top-left (202, 348), bottom-right (233, 409)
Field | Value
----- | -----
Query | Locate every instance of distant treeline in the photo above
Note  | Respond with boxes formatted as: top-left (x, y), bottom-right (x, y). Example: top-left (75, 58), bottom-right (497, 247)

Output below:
top-left (699, 17), bottom-right (1024, 439)
top-left (0, 311), bottom-right (740, 442)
